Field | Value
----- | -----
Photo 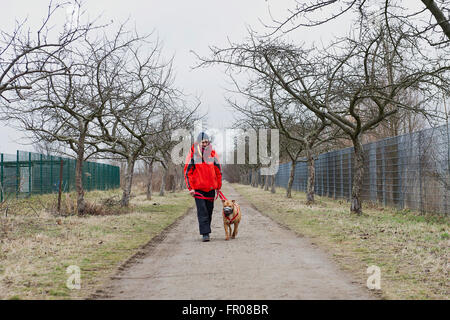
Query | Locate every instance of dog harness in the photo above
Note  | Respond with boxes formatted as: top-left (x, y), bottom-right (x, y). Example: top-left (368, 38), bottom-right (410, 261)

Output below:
top-left (193, 190), bottom-right (238, 221)
top-left (223, 204), bottom-right (240, 223)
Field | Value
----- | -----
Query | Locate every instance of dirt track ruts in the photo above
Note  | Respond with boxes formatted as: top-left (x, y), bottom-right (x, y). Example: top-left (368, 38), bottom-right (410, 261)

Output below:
top-left (96, 183), bottom-right (374, 299)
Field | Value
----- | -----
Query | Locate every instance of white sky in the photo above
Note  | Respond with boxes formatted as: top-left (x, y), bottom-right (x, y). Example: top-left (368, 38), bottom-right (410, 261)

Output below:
top-left (0, 0), bottom-right (362, 155)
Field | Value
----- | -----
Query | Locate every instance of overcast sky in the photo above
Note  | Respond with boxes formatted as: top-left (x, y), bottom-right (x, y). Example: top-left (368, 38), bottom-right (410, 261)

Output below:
top-left (0, 0), bottom-right (358, 155)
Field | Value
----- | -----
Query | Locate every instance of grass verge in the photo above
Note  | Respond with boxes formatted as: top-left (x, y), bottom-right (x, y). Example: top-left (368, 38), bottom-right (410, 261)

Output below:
top-left (232, 183), bottom-right (449, 300)
top-left (0, 188), bottom-right (192, 300)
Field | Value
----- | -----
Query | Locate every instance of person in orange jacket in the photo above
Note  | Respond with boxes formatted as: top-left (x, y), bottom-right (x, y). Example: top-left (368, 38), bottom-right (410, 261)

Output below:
top-left (184, 132), bottom-right (222, 242)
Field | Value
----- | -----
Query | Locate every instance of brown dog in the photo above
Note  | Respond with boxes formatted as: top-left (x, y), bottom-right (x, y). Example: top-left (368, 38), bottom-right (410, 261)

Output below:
top-left (221, 199), bottom-right (242, 240)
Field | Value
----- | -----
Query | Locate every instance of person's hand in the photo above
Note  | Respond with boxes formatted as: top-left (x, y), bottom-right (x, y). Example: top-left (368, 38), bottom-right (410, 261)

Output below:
top-left (189, 189), bottom-right (195, 197)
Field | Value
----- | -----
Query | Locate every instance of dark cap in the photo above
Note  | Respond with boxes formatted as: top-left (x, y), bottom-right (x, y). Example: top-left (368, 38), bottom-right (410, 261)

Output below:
top-left (197, 132), bottom-right (210, 142)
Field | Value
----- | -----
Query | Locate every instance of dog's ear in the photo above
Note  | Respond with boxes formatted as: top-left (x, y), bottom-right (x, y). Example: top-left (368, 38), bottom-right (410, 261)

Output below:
top-left (222, 199), bottom-right (225, 204)
top-left (231, 200), bottom-right (235, 203)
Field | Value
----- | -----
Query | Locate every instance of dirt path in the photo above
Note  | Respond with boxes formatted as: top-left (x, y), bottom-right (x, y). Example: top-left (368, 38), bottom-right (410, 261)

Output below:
top-left (98, 183), bottom-right (374, 299)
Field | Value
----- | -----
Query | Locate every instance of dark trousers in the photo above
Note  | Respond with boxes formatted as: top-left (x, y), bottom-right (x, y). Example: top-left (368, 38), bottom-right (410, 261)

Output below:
top-left (194, 189), bottom-right (215, 235)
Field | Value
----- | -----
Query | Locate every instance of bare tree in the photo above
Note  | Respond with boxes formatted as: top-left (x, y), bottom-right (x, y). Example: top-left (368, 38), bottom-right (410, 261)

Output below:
top-left (227, 77), bottom-right (337, 200)
top-left (0, 2), bottom-right (104, 214)
top-left (3, 23), bottom-right (150, 214)
top-left (199, 9), bottom-right (448, 214)
top-left (279, 135), bottom-right (303, 198)
top-left (266, 0), bottom-right (450, 46)
top-left (89, 44), bottom-right (174, 206)
top-left (143, 158), bottom-right (154, 200)
top-left (0, 1), bottom-right (97, 102)
top-left (87, 34), bottom-right (198, 206)
top-left (365, 88), bottom-right (427, 140)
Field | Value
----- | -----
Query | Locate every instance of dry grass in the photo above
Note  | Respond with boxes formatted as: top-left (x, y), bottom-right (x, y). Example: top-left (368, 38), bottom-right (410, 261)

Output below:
top-left (233, 183), bottom-right (449, 300)
top-left (0, 187), bottom-right (192, 300)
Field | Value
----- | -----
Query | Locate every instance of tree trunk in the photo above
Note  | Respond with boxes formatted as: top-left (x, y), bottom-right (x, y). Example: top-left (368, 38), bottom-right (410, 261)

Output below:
top-left (167, 162), bottom-right (175, 193)
top-left (146, 160), bottom-right (153, 200)
top-left (159, 165), bottom-right (167, 196)
top-left (260, 174), bottom-right (265, 189)
top-left (120, 161), bottom-right (126, 188)
top-left (179, 165), bottom-right (185, 189)
top-left (421, 0), bottom-right (450, 40)
top-left (351, 138), bottom-right (364, 215)
top-left (170, 174), bottom-right (176, 193)
top-left (306, 151), bottom-right (315, 204)
top-left (271, 174), bottom-right (276, 193)
top-left (264, 173), bottom-right (269, 191)
top-left (75, 133), bottom-right (86, 215)
top-left (121, 157), bottom-right (135, 207)
top-left (256, 170), bottom-right (260, 188)
top-left (286, 160), bottom-right (296, 198)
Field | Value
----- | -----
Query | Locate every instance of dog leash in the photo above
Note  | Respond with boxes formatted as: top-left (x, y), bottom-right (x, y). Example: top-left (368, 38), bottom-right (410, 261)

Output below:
top-left (193, 191), bottom-right (219, 202)
top-left (217, 190), bottom-right (227, 201)
top-left (193, 190), bottom-right (227, 202)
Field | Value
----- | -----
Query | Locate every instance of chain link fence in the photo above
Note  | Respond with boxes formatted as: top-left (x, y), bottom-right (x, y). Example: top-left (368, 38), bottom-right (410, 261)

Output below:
top-left (0, 150), bottom-right (120, 201)
top-left (266, 125), bottom-right (450, 215)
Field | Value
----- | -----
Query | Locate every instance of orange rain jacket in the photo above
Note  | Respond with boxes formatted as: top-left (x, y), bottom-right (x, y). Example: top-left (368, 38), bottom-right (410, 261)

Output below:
top-left (184, 142), bottom-right (222, 192)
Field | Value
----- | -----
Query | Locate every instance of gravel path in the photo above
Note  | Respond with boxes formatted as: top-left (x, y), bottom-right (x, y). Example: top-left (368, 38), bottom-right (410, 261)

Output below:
top-left (98, 183), bottom-right (374, 299)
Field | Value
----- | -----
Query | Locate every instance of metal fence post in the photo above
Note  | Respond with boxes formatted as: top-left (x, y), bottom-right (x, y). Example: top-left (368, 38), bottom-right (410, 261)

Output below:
top-left (382, 142), bottom-right (386, 206)
top-left (321, 158), bottom-right (324, 196)
top-left (50, 155), bottom-right (53, 193)
top-left (58, 157), bottom-right (63, 212)
top-left (418, 131), bottom-right (424, 213)
top-left (66, 158), bottom-right (70, 192)
top-left (40, 153), bottom-right (43, 194)
top-left (397, 137), bottom-right (404, 209)
top-left (16, 150), bottom-right (20, 198)
top-left (446, 123), bottom-right (450, 214)
top-left (340, 152), bottom-right (344, 198)
top-left (326, 155), bottom-right (330, 197)
top-left (102, 164), bottom-right (105, 190)
top-left (87, 162), bottom-right (91, 191)
top-left (333, 152), bottom-right (336, 199)
top-left (108, 164), bottom-right (112, 189)
top-left (1, 153), bottom-right (3, 202)
top-left (28, 152), bottom-right (32, 197)
top-left (348, 150), bottom-right (352, 201)
top-left (97, 163), bottom-right (101, 190)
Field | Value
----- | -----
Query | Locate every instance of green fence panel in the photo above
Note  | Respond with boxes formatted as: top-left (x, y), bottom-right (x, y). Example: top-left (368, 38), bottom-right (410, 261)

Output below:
top-left (0, 151), bottom-right (120, 198)
top-left (1, 153), bottom-right (3, 202)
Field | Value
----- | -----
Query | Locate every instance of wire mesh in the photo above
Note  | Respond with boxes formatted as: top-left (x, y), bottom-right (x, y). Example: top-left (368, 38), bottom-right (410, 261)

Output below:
top-left (260, 125), bottom-right (450, 215)
top-left (0, 151), bottom-right (120, 201)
